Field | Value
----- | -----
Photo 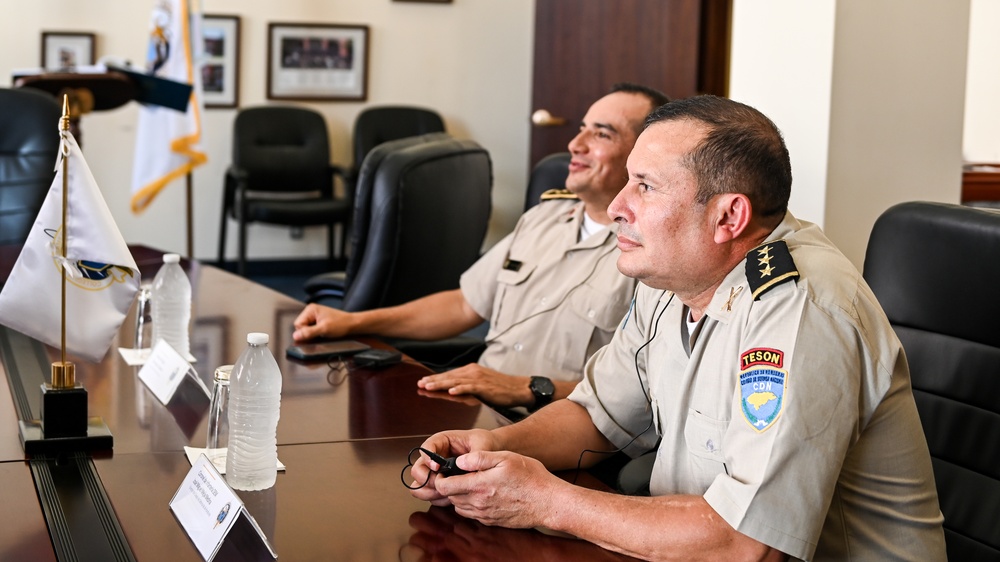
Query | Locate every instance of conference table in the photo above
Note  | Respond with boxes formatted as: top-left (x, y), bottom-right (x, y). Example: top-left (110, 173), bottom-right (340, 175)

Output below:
top-left (0, 246), bottom-right (637, 561)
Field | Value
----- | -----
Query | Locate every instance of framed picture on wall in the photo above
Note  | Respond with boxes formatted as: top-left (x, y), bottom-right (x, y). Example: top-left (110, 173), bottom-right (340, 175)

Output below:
top-left (41, 31), bottom-right (96, 71)
top-left (266, 22), bottom-right (370, 101)
top-left (201, 14), bottom-right (241, 108)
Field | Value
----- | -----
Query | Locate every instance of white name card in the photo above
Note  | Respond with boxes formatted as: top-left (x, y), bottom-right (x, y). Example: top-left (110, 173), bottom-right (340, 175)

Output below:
top-left (170, 454), bottom-right (276, 560)
top-left (138, 340), bottom-right (191, 404)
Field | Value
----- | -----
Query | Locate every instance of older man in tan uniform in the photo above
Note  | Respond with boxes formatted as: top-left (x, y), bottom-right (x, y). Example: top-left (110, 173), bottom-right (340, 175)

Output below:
top-left (409, 96), bottom-right (945, 561)
top-left (294, 83), bottom-right (669, 410)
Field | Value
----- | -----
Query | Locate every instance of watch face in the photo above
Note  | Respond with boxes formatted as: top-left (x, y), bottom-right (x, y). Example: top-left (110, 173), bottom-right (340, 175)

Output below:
top-left (531, 377), bottom-right (554, 396)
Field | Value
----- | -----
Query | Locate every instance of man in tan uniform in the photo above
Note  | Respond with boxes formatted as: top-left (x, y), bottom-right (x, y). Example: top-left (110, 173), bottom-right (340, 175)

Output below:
top-left (294, 83), bottom-right (669, 410)
top-left (409, 96), bottom-right (945, 561)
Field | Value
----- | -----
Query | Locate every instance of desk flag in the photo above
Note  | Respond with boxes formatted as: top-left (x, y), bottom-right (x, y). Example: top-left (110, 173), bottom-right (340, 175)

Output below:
top-left (130, 0), bottom-right (207, 213)
top-left (0, 131), bottom-right (140, 363)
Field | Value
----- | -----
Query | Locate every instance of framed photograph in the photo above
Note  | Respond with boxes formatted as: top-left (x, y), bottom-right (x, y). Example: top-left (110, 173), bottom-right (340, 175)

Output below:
top-left (201, 14), bottom-right (241, 108)
top-left (267, 22), bottom-right (370, 101)
top-left (41, 31), bottom-right (96, 71)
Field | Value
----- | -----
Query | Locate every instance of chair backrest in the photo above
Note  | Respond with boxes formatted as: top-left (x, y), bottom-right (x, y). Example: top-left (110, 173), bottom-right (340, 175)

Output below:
top-left (862, 201), bottom-right (1000, 561)
top-left (524, 152), bottom-right (570, 212)
top-left (232, 105), bottom-right (331, 195)
top-left (0, 88), bottom-right (61, 246)
top-left (352, 106), bottom-right (445, 172)
top-left (342, 137), bottom-right (492, 312)
top-left (345, 132), bottom-right (451, 285)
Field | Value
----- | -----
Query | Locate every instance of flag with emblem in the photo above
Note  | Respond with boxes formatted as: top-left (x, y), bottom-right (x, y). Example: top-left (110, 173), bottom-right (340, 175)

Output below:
top-left (0, 129), bottom-right (140, 362)
top-left (130, 0), bottom-right (207, 213)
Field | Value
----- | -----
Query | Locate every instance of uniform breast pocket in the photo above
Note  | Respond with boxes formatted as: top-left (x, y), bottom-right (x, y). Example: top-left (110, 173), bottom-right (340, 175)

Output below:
top-left (684, 409), bottom-right (729, 488)
top-left (543, 284), bottom-right (624, 374)
top-left (493, 264), bottom-right (536, 330)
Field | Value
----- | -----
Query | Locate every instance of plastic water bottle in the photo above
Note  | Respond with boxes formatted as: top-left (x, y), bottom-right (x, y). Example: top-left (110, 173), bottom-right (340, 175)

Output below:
top-left (150, 253), bottom-right (191, 357)
top-left (226, 332), bottom-right (282, 491)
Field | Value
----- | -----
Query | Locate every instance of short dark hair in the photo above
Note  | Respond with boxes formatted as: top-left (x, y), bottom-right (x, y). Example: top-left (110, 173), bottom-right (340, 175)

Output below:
top-left (609, 83), bottom-right (671, 133)
top-left (645, 95), bottom-right (792, 223)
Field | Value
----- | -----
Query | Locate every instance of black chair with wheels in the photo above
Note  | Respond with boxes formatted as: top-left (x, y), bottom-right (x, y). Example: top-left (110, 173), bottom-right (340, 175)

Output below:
top-left (863, 201), bottom-right (1000, 562)
top-left (346, 106), bottom-right (446, 194)
top-left (524, 152), bottom-right (570, 212)
top-left (217, 105), bottom-right (351, 276)
top-left (0, 88), bottom-right (61, 247)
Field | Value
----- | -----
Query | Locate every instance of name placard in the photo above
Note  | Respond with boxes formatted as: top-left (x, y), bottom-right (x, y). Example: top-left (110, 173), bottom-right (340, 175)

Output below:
top-left (138, 340), bottom-right (191, 404)
top-left (169, 454), bottom-right (276, 560)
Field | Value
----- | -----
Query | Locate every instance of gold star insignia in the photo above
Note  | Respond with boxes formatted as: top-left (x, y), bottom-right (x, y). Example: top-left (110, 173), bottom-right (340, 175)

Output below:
top-left (760, 264), bottom-right (775, 277)
top-left (758, 254), bottom-right (773, 266)
top-left (723, 286), bottom-right (744, 312)
top-left (757, 245), bottom-right (773, 257)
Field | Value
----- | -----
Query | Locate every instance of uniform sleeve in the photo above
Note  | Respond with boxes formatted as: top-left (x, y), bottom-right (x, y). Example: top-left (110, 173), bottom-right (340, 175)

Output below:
top-left (459, 230), bottom-right (515, 321)
top-left (568, 285), bottom-right (662, 457)
top-left (703, 286), bottom-right (876, 560)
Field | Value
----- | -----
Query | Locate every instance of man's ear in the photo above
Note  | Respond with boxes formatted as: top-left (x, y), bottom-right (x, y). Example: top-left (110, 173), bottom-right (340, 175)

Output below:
top-left (712, 193), bottom-right (752, 244)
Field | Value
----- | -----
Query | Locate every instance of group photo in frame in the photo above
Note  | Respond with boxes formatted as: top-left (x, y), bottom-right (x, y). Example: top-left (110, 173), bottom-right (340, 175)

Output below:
top-left (266, 22), bottom-right (369, 101)
top-left (41, 31), bottom-right (96, 71)
top-left (201, 14), bottom-right (241, 108)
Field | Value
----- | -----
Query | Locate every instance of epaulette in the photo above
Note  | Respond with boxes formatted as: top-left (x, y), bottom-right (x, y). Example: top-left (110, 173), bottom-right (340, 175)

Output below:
top-left (539, 189), bottom-right (578, 201)
top-left (745, 240), bottom-right (798, 300)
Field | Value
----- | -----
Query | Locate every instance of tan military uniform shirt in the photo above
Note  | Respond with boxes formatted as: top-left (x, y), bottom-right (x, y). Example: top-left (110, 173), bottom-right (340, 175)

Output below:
top-left (569, 212), bottom-right (945, 561)
top-left (461, 199), bottom-right (635, 382)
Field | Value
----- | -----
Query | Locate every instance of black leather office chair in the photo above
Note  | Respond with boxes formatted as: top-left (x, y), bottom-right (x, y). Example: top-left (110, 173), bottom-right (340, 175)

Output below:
top-left (345, 137), bottom-right (491, 311)
top-left (0, 88), bottom-right (61, 247)
top-left (346, 106), bottom-right (446, 194)
top-left (524, 152), bottom-right (571, 212)
top-left (217, 105), bottom-right (351, 276)
top-left (303, 132), bottom-right (451, 302)
top-left (863, 201), bottom-right (1000, 561)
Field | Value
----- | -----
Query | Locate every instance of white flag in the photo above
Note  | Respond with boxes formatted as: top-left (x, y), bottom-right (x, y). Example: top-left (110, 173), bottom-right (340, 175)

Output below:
top-left (130, 0), bottom-right (207, 213)
top-left (0, 131), bottom-right (140, 362)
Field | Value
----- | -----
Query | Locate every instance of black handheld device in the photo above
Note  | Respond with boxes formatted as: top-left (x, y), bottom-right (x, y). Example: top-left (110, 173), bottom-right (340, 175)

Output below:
top-left (353, 348), bottom-right (402, 369)
top-left (419, 447), bottom-right (469, 477)
top-left (286, 340), bottom-right (370, 361)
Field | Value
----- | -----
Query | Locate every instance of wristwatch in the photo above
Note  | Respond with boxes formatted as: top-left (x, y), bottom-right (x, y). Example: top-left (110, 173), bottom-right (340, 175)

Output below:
top-left (529, 376), bottom-right (555, 411)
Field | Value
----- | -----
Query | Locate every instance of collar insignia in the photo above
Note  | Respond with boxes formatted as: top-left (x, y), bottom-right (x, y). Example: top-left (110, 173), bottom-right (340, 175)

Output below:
top-left (745, 240), bottom-right (798, 300)
top-left (723, 286), bottom-right (744, 312)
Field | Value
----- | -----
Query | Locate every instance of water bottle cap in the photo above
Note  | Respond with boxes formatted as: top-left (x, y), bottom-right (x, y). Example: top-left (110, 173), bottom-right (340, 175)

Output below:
top-left (163, 253), bottom-right (181, 264)
top-left (214, 364), bottom-right (233, 382)
top-left (247, 332), bottom-right (269, 345)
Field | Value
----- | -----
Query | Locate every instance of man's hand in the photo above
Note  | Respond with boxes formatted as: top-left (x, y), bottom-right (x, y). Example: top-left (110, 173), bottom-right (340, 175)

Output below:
top-left (432, 450), bottom-right (563, 529)
top-left (409, 429), bottom-right (500, 506)
top-left (417, 364), bottom-right (534, 408)
top-left (293, 303), bottom-right (352, 342)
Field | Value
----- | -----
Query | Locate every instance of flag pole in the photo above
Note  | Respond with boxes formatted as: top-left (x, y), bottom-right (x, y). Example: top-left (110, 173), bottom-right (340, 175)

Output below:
top-left (186, 172), bottom-right (193, 258)
top-left (54, 94), bottom-right (74, 390)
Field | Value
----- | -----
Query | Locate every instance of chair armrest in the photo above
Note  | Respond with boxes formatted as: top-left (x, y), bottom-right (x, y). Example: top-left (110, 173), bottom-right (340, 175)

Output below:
top-left (304, 271), bottom-right (347, 303)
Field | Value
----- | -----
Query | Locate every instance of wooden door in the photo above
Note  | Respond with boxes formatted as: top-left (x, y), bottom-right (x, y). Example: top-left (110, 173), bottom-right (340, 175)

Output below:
top-left (529, 0), bottom-right (731, 166)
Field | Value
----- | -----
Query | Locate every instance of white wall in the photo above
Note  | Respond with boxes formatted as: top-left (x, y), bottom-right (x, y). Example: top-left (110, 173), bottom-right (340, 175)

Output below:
top-left (964, 0), bottom-right (1000, 162)
top-left (0, 0), bottom-right (535, 261)
top-left (728, 0), bottom-right (836, 227)
top-left (730, 0), bottom-right (970, 268)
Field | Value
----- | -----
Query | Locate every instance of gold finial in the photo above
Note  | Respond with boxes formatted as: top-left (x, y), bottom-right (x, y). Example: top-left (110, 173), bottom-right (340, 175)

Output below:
top-left (51, 360), bottom-right (75, 389)
top-left (60, 94), bottom-right (71, 131)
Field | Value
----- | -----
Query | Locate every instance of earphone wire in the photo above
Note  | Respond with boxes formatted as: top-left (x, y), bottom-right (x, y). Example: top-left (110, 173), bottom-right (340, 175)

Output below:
top-left (571, 290), bottom-right (672, 484)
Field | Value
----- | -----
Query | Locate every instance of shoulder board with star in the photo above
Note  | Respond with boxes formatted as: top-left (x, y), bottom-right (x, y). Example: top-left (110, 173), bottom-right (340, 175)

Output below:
top-left (745, 240), bottom-right (798, 300)
top-left (539, 189), bottom-right (578, 201)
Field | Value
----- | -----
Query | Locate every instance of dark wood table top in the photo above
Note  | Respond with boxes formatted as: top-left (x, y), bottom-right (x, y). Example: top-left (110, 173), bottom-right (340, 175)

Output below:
top-left (0, 462), bottom-right (56, 562)
top-left (0, 245), bottom-right (629, 560)
top-left (96, 439), bottom-right (636, 562)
